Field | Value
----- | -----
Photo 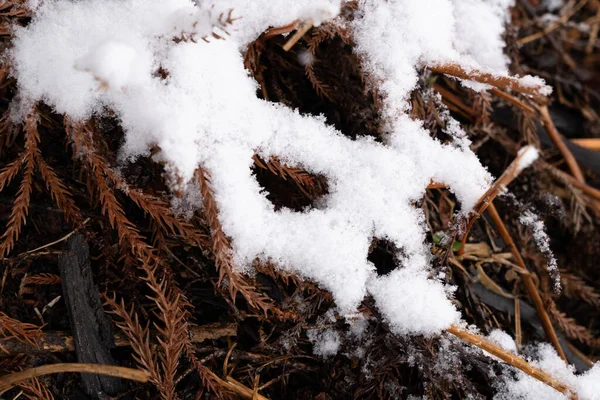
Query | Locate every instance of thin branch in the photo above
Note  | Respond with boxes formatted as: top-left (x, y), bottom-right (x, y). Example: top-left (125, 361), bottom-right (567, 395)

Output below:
top-left (428, 63), bottom-right (552, 100)
top-left (0, 363), bottom-right (149, 392)
top-left (538, 105), bottom-right (585, 182)
top-left (486, 203), bottom-right (567, 362)
top-left (447, 325), bottom-right (576, 398)
top-left (459, 145), bottom-right (537, 253)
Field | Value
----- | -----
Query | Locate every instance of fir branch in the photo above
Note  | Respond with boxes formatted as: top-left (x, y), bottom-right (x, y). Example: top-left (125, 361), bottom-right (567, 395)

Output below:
top-left (0, 157), bottom-right (22, 192)
top-left (0, 113), bottom-right (39, 258)
top-left (0, 311), bottom-right (42, 348)
top-left (22, 273), bottom-right (61, 286)
top-left (36, 155), bottom-right (82, 224)
top-left (560, 269), bottom-right (600, 308)
top-left (19, 377), bottom-right (55, 400)
top-left (196, 167), bottom-right (274, 314)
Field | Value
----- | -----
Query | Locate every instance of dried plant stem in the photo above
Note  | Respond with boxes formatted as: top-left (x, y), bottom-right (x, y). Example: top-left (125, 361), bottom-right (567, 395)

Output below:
top-left (489, 87), bottom-right (536, 115)
top-left (0, 323), bottom-right (236, 356)
top-left (0, 363), bottom-right (149, 392)
top-left (459, 146), bottom-right (535, 253)
top-left (486, 203), bottom-right (567, 362)
top-left (262, 20), bottom-right (298, 39)
top-left (428, 63), bottom-right (551, 100)
top-left (538, 105), bottom-right (585, 183)
top-left (283, 21), bottom-right (313, 51)
top-left (203, 369), bottom-right (268, 400)
top-left (447, 325), bottom-right (575, 398)
top-left (570, 138), bottom-right (600, 151)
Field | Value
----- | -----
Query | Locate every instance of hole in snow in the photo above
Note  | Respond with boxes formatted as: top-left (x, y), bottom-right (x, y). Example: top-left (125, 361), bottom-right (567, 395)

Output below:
top-left (245, 34), bottom-right (382, 141)
top-left (368, 238), bottom-right (404, 276)
top-left (252, 156), bottom-right (328, 212)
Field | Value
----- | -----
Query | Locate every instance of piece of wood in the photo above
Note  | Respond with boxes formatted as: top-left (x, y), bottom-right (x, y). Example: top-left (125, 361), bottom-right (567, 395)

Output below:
top-left (58, 233), bottom-right (125, 398)
top-left (0, 323), bottom-right (237, 356)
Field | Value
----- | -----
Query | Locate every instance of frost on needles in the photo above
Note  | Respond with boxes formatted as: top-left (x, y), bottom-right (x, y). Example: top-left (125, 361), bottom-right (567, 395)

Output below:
top-left (12, 0), bottom-right (542, 337)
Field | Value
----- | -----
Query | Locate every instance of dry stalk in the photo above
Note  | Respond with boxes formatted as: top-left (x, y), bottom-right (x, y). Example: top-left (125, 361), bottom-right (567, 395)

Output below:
top-left (283, 21), bottom-right (313, 51)
top-left (538, 105), bottom-right (585, 183)
top-left (459, 145), bottom-right (537, 253)
top-left (490, 87), bottom-right (536, 115)
top-left (0, 323), bottom-right (236, 356)
top-left (0, 363), bottom-right (149, 392)
top-left (447, 325), bottom-right (576, 398)
top-left (428, 63), bottom-right (551, 100)
top-left (486, 203), bottom-right (567, 362)
top-left (570, 138), bottom-right (600, 151)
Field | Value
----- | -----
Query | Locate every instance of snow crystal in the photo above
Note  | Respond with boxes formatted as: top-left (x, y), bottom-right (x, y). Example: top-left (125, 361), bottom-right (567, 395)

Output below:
top-left (11, 0), bottom-right (541, 337)
top-left (519, 210), bottom-right (560, 291)
top-left (495, 344), bottom-right (600, 400)
top-left (308, 328), bottom-right (341, 358)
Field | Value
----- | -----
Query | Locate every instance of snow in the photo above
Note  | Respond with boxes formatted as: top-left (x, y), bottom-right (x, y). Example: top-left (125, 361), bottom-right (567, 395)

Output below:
top-left (516, 145), bottom-right (539, 173)
top-left (298, 2), bottom-right (341, 26)
top-left (308, 328), bottom-right (341, 358)
top-left (10, 0), bottom-right (551, 339)
top-left (487, 329), bottom-right (518, 353)
top-left (495, 344), bottom-right (600, 400)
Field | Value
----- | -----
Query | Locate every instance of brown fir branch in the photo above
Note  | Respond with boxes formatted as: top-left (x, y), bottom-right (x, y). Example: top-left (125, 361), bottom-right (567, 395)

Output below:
top-left (252, 155), bottom-right (320, 199)
top-left (22, 273), bottom-right (61, 286)
top-left (36, 155), bottom-right (82, 223)
top-left (184, 346), bottom-right (228, 399)
top-left (0, 312), bottom-right (43, 348)
top-left (67, 122), bottom-right (146, 250)
top-left (68, 121), bottom-right (192, 398)
top-left (0, 114), bottom-right (39, 258)
top-left (145, 271), bottom-right (189, 399)
top-left (546, 300), bottom-right (600, 349)
top-left (0, 158), bottom-right (22, 192)
top-left (560, 270), bottom-right (600, 308)
top-left (104, 295), bottom-right (161, 385)
top-left (305, 62), bottom-right (336, 102)
top-left (112, 175), bottom-right (210, 249)
top-left (195, 167), bottom-right (274, 314)
top-left (19, 377), bottom-right (55, 400)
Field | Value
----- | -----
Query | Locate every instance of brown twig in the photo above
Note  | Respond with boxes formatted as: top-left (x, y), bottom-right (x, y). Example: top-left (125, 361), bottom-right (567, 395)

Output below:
top-left (486, 203), bottom-right (567, 362)
top-left (459, 146), bottom-right (537, 253)
top-left (0, 363), bottom-right (149, 392)
top-left (447, 325), bottom-right (575, 398)
top-left (0, 324), bottom-right (237, 357)
top-left (538, 105), bottom-right (585, 182)
top-left (283, 21), bottom-right (313, 51)
top-left (570, 138), bottom-right (600, 151)
top-left (490, 87), bottom-right (536, 115)
top-left (428, 63), bottom-right (551, 100)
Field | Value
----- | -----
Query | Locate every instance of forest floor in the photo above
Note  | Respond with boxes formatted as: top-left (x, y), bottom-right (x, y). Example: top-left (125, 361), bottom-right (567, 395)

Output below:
top-left (1, 1), bottom-right (600, 399)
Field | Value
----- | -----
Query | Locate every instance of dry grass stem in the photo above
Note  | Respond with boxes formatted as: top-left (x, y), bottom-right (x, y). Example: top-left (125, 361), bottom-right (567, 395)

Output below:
top-left (0, 363), bottom-right (150, 392)
top-left (447, 325), bottom-right (576, 398)
top-left (486, 203), bottom-right (567, 362)
top-left (538, 105), bottom-right (586, 182)
top-left (428, 63), bottom-right (551, 100)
